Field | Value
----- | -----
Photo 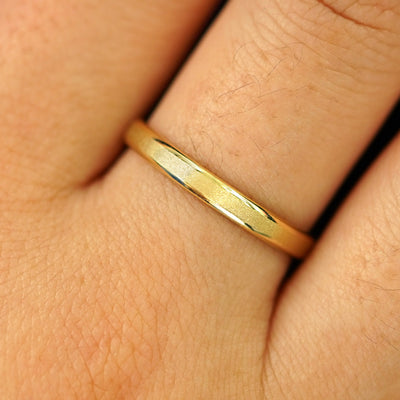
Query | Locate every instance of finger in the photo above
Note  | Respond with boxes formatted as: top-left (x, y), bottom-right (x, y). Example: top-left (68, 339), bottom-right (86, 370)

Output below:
top-left (0, 0), bottom-right (220, 198)
top-left (266, 133), bottom-right (400, 399)
top-left (94, 0), bottom-right (400, 389)
top-left (108, 0), bottom-right (400, 234)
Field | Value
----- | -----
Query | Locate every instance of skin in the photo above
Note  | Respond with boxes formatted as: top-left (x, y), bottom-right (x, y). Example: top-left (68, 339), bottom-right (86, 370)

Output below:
top-left (0, 0), bottom-right (399, 398)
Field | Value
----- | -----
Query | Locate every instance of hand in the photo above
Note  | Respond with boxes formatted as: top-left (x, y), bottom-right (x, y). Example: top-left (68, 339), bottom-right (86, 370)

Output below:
top-left (1, 0), bottom-right (399, 398)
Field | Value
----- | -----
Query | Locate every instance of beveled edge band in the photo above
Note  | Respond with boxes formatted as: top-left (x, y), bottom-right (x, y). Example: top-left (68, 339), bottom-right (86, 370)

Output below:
top-left (125, 120), bottom-right (314, 258)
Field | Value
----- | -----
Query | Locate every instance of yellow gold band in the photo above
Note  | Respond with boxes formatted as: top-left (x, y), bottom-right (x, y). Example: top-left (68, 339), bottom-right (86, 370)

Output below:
top-left (125, 120), bottom-right (314, 258)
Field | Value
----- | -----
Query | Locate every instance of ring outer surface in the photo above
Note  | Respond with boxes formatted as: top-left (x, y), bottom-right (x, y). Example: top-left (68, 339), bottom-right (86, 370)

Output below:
top-left (125, 120), bottom-right (314, 259)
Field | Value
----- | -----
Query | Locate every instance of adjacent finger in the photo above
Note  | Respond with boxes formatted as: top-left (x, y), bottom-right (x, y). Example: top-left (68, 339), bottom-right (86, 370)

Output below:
top-left (0, 0), bottom-right (220, 199)
top-left (265, 133), bottom-right (400, 399)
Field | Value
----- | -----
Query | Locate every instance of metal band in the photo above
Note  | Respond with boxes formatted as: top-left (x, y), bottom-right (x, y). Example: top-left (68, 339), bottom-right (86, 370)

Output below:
top-left (125, 120), bottom-right (314, 258)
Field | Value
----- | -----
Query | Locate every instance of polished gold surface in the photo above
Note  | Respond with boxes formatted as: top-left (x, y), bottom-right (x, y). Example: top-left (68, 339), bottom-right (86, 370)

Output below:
top-left (125, 120), bottom-right (314, 258)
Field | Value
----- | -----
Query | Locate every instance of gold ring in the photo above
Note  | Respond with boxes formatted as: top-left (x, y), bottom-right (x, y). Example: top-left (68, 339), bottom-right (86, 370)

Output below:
top-left (125, 120), bottom-right (314, 258)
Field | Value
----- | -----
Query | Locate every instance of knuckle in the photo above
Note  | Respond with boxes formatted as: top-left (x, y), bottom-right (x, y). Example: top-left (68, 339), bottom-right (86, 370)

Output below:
top-left (253, 0), bottom-right (400, 33)
top-left (246, 0), bottom-right (400, 101)
top-left (308, 0), bottom-right (400, 32)
top-left (251, 0), bottom-right (400, 56)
